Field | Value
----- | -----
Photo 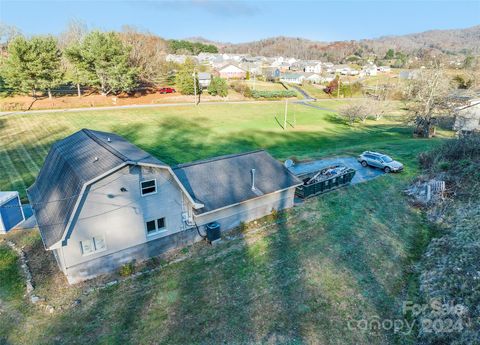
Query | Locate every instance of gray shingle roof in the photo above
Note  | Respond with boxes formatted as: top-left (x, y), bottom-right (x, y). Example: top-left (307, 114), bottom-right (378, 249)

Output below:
top-left (173, 150), bottom-right (302, 214)
top-left (27, 129), bottom-right (166, 248)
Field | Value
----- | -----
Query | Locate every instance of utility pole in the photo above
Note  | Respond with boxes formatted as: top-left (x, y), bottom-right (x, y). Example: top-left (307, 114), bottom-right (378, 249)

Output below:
top-left (337, 77), bottom-right (340, 98)
top-left (293, 104), bottom-right (296, 127)
top-left (193, 68), bottom-right (198, 105)
top-left (284, 99), bottom-right (288, 130)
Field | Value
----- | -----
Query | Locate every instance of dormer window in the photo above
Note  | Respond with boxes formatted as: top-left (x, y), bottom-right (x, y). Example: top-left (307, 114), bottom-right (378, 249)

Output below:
top-left (141, 179), bottom-right (157, 196)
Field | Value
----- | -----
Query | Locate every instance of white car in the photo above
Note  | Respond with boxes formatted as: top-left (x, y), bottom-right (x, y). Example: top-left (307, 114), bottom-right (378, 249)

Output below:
top-left (358, 151), bottom-right (404, 173)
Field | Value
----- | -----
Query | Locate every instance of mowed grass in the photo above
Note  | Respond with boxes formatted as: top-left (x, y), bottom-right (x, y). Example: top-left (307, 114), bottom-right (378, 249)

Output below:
top-left (240, 80), bottom-right (289, 91)
top-left (0, 102), bottom-right (448, 344)
top-left (0, 102), bottom-right (445, 199)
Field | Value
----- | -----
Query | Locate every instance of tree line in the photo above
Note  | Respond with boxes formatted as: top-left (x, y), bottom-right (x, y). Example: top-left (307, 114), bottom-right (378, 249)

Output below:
top-left (0, 24), bottom-right (165, 98)
top-left (168, 40), bottom-right (218, 55)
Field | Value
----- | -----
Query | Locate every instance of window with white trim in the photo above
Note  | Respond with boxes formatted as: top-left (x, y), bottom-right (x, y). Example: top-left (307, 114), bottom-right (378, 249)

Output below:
top-left (141, 179), bottom-right (157, 196)
top-left (146, 217), bottom-right (166, 235)
top-left (80, 236), bottom-right (107, 255)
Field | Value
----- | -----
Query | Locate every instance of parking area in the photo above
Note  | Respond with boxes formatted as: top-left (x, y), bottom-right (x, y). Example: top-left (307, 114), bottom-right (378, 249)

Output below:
top-left (288, 156), bottom-right (385, 185)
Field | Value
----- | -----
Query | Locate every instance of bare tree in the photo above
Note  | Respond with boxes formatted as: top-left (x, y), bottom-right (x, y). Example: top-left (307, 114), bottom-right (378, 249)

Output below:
top-left (338, 102), bottom-right (367, 125)
top-left (403, 64), bottom-right (455, 138)
top-left (59, 20), bottom-right (88, 96)
top-left (119, 26), bottom-right (168, 86)
top-left (0, 23), bottom-right (21, 54)
top-left (366, 99), bottom-right (390, 121)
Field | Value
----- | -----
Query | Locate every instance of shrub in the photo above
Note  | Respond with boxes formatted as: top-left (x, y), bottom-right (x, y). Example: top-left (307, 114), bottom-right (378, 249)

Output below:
top-left (119, 262), bottom-right (135, 277)
top-left (238, 221), bottom-right (247, 232)
top-left (230, 82), bottom-right (252, 97)
top-left (207, 76), bottom-right (228, 97)
top-left (251, 90), bottom-right (296, 99)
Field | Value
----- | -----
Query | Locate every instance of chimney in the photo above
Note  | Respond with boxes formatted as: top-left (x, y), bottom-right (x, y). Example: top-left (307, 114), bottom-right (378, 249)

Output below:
top-left (251, 169), bottom-right (256, 191)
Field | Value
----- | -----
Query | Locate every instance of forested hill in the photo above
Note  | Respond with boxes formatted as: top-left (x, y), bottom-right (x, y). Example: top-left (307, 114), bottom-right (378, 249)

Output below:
top-left (217, 25), bottom-right (480, 60)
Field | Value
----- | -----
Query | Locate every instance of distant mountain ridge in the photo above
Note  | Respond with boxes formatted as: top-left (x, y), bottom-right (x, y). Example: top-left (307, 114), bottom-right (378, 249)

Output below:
top-left (184, 26), bottom-right (480, 60)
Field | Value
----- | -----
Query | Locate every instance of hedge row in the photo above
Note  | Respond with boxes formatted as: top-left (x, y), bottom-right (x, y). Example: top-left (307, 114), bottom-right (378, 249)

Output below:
top-left (251, 90), bottom-right (297, 98)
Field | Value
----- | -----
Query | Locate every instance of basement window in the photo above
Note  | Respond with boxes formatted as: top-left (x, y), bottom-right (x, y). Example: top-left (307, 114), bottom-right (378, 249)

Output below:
top-left (81, 236), bottom-right (107, 255)
top-left (80, 239), bottom-right (94, 255)
top-left (141, 179), bottom-right (157, 196)
top-left (146, 217), bottom-right (167, 236)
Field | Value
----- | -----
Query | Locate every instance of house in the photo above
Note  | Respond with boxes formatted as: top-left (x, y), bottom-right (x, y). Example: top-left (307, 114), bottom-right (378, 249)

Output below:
top-left (28, 129), bottom-right (301, 283)
top-left (280, 73), bottom-right (305, 85)
top-left (399, 70), bottom-right (419, 80)
top-left (198, 72), bottom-right (212, 89)
top-left (304, 62), bottom-right (322, 74)
top-left (378, 66), bottom-right (391, 73)
top-left (0, 191), bottom-right (25, 234)
top-left (304, 73), bottom-right (323, 84)
top-left (217, 64), bottom-right (247, 79)
top-left (453, 100), bottom-right (480, 134)
top-left (166, 54), bottom-right (188, 64)
top-left (334, 65), bottom-right (358, 76)
top-left (360, 64), bottom-right (378, 77)
top-left (289, 62), bottom-right (307, 72)
top-left (239, 62), bottom-right (263, 76)
top-left (263, 67), bottom-right (281, 81)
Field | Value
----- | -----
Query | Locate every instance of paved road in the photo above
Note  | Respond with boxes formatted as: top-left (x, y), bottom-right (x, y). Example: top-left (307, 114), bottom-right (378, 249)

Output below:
top-left (288, 156), bottom-right (385, 185)
top-left (291, 85), bottom-right (315, 101)
top-left (0, 99), bottom-right (290, 117)
top-left (296, 101), bottom-right (335, 112)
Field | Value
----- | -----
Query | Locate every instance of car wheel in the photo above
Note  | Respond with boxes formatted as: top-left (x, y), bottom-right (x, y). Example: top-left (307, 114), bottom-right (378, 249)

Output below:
top-left (361, 161), bottom-right (368, 167)
top-left (384, 166), bottom-right (391, 173)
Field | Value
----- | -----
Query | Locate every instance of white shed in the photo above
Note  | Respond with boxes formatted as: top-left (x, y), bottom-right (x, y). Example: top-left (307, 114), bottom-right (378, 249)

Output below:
top-left (0, 191), bottom-right (25, 233)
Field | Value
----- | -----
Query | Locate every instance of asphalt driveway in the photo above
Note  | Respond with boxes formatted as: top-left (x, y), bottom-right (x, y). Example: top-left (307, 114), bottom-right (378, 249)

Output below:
top-left (288, 156), bottom-right (385, 185)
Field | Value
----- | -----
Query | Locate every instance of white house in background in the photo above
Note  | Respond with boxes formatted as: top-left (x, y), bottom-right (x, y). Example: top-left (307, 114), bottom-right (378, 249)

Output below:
top-left (360, 64), bottom-right (378, 77)
top-left (166, 54), bottom-right (188, 64)
top-left (28, 129), bottom-right (301, 283)
top-left (305, 62), bottom-right (322, 74)
top-left (280, 73), bottom-right (305, 84)
top-left (378, 66), bottom-right (391, 72)
top-left (399, 70), bottom-right (419, 80)
top-left (304, 73), bottom-right (322, 84)
top-left (453, 100), bottom-right (480, 134)
top-left (334, 65), bottom-right (358, 75)
top-left (198, 72), bottom-right (212, 89)
top-left (286, 57), bottom-right (297, 65)
top-left (217, 64), bottom-right (247, 79)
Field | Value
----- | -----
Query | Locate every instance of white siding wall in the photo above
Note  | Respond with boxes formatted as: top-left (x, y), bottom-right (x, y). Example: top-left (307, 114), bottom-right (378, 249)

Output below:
top-left (194, 188), bottom-right (295, 230)
top-left (60, 165), bottom-right (186, 273)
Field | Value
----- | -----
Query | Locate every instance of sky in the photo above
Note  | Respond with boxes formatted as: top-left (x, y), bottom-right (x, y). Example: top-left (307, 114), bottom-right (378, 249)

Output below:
top-left (1, 0), bottom-right (479, 43)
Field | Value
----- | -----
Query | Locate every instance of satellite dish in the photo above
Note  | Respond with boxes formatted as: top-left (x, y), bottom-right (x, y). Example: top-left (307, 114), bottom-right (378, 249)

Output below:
top-left (284, 159), bottom-right (294, 169)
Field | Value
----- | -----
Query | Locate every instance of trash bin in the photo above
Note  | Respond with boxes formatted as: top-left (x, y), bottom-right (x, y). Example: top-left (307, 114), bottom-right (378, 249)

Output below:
top-left (205, 222), bottom-right (221, 243)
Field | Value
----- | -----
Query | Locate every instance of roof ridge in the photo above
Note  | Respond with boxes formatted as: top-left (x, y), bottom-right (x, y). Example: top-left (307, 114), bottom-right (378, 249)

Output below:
top-left (81, 129), bottom-right (130, 162)
top-left (173, 149), bottom-right (265, 169)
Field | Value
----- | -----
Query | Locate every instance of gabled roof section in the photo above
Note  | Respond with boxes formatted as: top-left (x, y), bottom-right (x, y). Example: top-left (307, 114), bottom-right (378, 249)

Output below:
top-left (173, 150), bottom-right (302, 215)
top-left (27, 129), bottom-right (167, 248)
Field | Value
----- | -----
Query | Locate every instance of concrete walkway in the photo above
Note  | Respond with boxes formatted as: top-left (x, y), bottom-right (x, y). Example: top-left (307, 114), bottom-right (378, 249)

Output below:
top-left (288, 156), bottom-right (385, 185)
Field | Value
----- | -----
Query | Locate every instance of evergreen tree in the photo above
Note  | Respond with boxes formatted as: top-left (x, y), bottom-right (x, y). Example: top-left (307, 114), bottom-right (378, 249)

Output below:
top-left (207, 76), bottom-right (228, 97)
top-left (65, 31), bottom-right (137, 95)
top-left (175, 58), bottom-right (200, 95)
top-left (2, 35), bottom-right (63, 98)
top-left (384, 48), bottom-right (395, 60)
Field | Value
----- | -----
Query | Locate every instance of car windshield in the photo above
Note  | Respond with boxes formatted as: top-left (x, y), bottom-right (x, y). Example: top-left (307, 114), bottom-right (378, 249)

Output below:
top-left (381, 155), bottom-right (393, 163)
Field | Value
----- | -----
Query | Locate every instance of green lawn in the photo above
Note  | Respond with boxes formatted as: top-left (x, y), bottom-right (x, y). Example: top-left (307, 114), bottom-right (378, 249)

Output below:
top-left (0, 102), bottom-right (445, 199)
top-left (240, 80), bottom-right (288, 91)
top-left (0, 102), bottom-right (449, 344)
